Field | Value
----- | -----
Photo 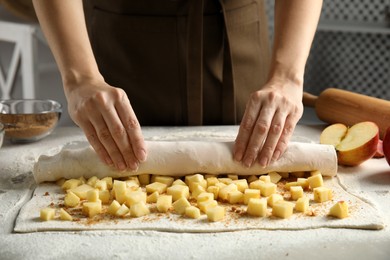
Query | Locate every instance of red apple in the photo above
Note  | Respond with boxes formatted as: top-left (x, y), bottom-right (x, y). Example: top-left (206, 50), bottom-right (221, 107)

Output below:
top-left (373, 139), bottom-right (384, 158)
top-left (383, 126), bottom-right (390, 165)
top-left (320, 122), bottom-right (379, 166)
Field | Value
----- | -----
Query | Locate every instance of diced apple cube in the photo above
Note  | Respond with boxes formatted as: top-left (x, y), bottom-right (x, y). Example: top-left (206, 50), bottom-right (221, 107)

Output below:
top-left (40, 208), bottom-right (56, 221)
top-left (87, 176), bottom-right (99, 187)
top-left (172, 197), bottom-right (191, 215)
top-left (185, 174), bottom-right (205, 191)
top-left (101, 177), bottom-right (113, 190)
top-left (246, 175), bottom-right (258, 183)
top-left (207, 186), bottom-right (220, 199)
top-left (62, 179), bottom-right (81, 191)
top-left (297, 178), bottom-right (309, 190)
top-left (267, 193), bottom-right (283, 207)
top-left (69, 184), bottom-right (94, 200)
top-left (198, 200), bottom-right (218, 213)
top-left (172, 179), bottom-right (187, 186)
top-left (310, 170), bottom-right (321, 176)
top-left (167, 185), bottom-right (190, 201)
top-left (125, 179), bottom-right (140, 190)
top-left (189, 179), bottom-right (207, 192)
top-left (308, 174), bottom-right (323, 189)
top-left (259, 175), bottom-right (271, 183)
top-left (290, 186), bottom-right (304, 201)
top-left (219, 183), bottom-right (238, 201)
top-left (82, 201), bottom-right (102, 217)
top-left (272, 201), bottom-right (294, 219)
top-left (227, 190), bottom-right (244, 204)
top-left (59, 208), bottom-right (73, 221)
top-left (244, 189), bottom-right (261, 205)
top-left (313, 187), bottom-right (333, 203)
top-left (185, 206), bottom-right (201, 219)
top-left (113, 180), bottom-right (127, 204)
top-left (214, 182), bottom-right (227, 189)
top-left (138, 174), bottom-right (150, 186)
top-left (87, 189), bottom-right (100, 202)
top-left (233, 179), bottom-right (249, 192)
top-left (259, 182), bottom-right (277, 197)
top-left (197, 192), bottom-right (214, 203)
top-left (156, 195), bottom-right (172, 213)
top-left (249, 180), bottom-right (264, 190)
top-left (145, 182), bottom-right (168, 194)
top-left (206, 176), bottom-right (219, 187)
top-left (99, 190), bottom-right (111, 204)
top-left (295, 197), bottom-right (310, 213)
top-left (206, 205), bottom-right (225, 222)
top-left (130, 201), bottom-right (150, 217)
top-left (218, 177), bottom-right (233, 185)
top-left (154, 176), bottom-right (175, 187)
top-left (79, 176), bottom-right (86, 184)
top-left (247, 198), bottom-right (267, 217)
top-left (125, 190), bottom-right (147, 207)
top-left (64, 191), bottom-right (80, 207)
top-left (328, 201), bottom-right (349, 219)
top-left (146, 191), bottom-right (159, 203)
top-left (108, 200), bottom-right (121, 215)
top-left (56, 178), bottom-right (66, 187)
top-left (227, 174), bottom-right (239, 180)
top-left (268, 171), bottom-right (282, 184)
top-left (94, 180), bottom-right (108, 191)
top-left (115, 204), bottom-right (130, 217)
top-left (191, 184), bottom-right (206, 199)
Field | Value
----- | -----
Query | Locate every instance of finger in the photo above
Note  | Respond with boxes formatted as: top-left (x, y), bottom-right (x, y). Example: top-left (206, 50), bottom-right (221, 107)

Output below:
top-left (81, 120), bottom-right (113, 166)
top-left (242, 105), bottom-right (275, 167)
top-left (234, 96), bottom-right (261, 162)
top-left (116, 97), bottom-right (146, 163)
top-left (89, 113), bottom-right (127, 171)
top-left (257, 110), bottom-right (286, 167)
top-left (271, 114), bottom-right (298, 162)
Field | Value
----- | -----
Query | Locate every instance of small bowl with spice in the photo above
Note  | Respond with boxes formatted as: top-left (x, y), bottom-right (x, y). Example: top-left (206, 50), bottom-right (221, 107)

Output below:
top-left (0, 99), bottom-right (62, 143)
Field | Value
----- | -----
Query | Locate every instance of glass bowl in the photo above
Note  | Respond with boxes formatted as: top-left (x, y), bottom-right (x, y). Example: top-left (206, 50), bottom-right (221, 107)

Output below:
top-left (0, 99), bottom-right (62, 143)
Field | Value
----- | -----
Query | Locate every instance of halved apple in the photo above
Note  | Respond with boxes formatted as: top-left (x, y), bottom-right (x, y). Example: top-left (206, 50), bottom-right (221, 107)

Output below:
top-left (383, 126), bottom-right (390, 166)
top-left (320, 122), bottom-right (379, 166)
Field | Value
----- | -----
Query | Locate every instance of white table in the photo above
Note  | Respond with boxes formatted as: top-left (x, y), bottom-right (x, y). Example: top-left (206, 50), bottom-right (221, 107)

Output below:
top-left (0, 124), bottom-right (389, 260)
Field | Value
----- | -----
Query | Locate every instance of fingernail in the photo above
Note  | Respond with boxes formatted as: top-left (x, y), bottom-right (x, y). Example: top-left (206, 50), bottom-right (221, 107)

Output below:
top-left (130, 161), bottom-right (139, 172)
top-left (138, 149), bottom-right (147, 162)
top-left (117, 161), bottom-right (127, 171)
top-left (272, 150), bottom-right (281, 162)
top-left (106, 157), bottom-right (114, 166)
top-left (243, 157), bottom-right (253, 168)
top-left (234, 150), bottom-right (243, 162)
top-left (259, 157), bottom-right (268, 168)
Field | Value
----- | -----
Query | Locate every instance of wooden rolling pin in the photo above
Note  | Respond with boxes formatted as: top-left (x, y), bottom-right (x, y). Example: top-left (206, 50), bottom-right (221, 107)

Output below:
top-left (303, 88), bottom-right (390, 139)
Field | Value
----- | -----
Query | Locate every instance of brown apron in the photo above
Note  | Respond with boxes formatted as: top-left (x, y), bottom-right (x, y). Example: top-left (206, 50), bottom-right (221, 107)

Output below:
top-left (83, 0), bottom-right (270, 126)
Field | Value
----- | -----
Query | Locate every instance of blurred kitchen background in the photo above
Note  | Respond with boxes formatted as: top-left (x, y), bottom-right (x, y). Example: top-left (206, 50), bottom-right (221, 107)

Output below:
top-left (0, 0), bottom-right (389, 126)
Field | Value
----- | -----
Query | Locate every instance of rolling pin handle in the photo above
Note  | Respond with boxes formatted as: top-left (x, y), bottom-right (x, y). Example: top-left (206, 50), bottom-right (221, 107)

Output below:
top-left (302, 92), bottom-right (318, 108)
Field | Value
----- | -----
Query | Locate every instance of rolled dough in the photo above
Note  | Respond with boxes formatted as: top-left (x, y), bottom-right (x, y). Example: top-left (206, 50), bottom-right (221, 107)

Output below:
top-left (33, 141), bottom-right (337, 183)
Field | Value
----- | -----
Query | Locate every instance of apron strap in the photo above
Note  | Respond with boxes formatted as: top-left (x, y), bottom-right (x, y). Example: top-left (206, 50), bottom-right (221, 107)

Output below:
top-left (187, 0), bottom-right (204, 125)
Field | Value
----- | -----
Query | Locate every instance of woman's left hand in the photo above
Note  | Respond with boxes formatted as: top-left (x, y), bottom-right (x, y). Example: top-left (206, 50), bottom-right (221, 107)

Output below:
top-left (233, 78), bottom-right (304, 168)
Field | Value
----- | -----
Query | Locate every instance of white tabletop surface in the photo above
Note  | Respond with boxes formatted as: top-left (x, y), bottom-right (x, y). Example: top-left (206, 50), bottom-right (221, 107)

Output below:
top-left (0, 117), bottom-right (389, 260)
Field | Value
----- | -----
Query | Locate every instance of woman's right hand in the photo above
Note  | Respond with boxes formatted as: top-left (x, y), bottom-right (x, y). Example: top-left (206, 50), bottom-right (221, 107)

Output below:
top-left (65, 78), bottom-right (147, 171)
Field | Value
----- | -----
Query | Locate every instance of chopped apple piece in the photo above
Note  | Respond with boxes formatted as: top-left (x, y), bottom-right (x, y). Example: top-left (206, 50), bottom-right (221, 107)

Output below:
top-left (101, 177), bottom-right (113, 190)
top-left (185, 206), bottom-right (201, 219)
top-left (99, 190), bottom-right (111, 204)
top-left (268, 171), bottom-right (282, 184)
top-left (113, 180), bottom-right (127, 204)
top-left (246, 175), bottom-right (258, 183)
top-left (272, 201), bottom-right (294, 219)
top-left (108, 200), bottom-right (121, 215)
top-left (218, 177), bottom-right (233, 185)
top-left (87, 189), bottom-right (100, 202)
top-left (259, 175), bottom-right (271, 183)
top-left (259, 182), bottom-right (277, 197)
top-left (167, 185), bottom-right (190, 201)
top-left (197, 192), bottom-right (214, 203)
top-left (69, 184), bottom-right (94, 200)
top-left (307, 174), bottom-right (323, 189)
top-left (227, 174), bottom-right (238, 180)
top-left (172, 197), bottom-right (191, 215)
top-left (249, 180), bottom-right (264, 190)
top-left (82, 201), bottom-right (102, 218)
top-left (62, 179), bottom-right (82, 191)
top-left (244, 189), bottom-right (261, 205)
top-left (310, 170), bottom-right (321, 176)
top-left (295, 197), bottom-right (310, 213)
top-left (198, 200), bottom-right (218, 213)
top-left (227, 190), bottom-right (244, 204)
top-left (247, 198), bottom-right (267, 217)
top-left (56, 178), bottom-right (66, 187)
top-left (138, 174), bottom-right (150, 186)
top-left (156, 195), bottom-right (173, 213)
top-left (191, 184), bottom-right (206, 199)
top-left (218, 183), bottom-right (238, 201)
top-left (125, 190), bottom-right (147, 207)
top-left (206, 176), bottom-right (219, 187)
top-left (59, 208), bottom-right (73, 221)
top-left (297, 178), bottom-right (310, 190)
top-left (267, 193), bottom-right (283, 207)
top-left (125, 179), bottom-right (140, 190)
top-left (145, 182), bottom-right (168, 194)
top-left (232, 179), bottom-right (249, 192)
top-left (40, 208), bottom-right (56, 221)
top-left (115, 204), bottom-right (130, 217)
top-left (172, 179), bottom-right (187, 186)
top-left (130, 201), bottom-right (150, 217)
top-left (206, 205), bottom-right (225, 222)
top-left (146, 191), bottom-right (159, 203)
top-left (154, 176), bottom-right (175, 187)
top-left (207, 186), bottom-right (220, 199)
top-left (290, 186), bottom-right (304, 200)
top-left (313, 187), bottom-right (333, 203)
top-left (87, 176), bottom-right (99, 187)
top-left (328, 201), bottom-right (349, 219)
top-left (64, 191), bottom-right (80, 207)
top-left (185, 174), bottom-right (205, 191)
top-left (94, 180), bottom-right (107, 191)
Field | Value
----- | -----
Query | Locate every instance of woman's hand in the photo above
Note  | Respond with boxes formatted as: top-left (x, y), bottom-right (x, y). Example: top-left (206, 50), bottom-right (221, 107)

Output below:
top-left (233, 78), bottom-right (303, 168)
top-left (65, 79), bottom-right (146, 171)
